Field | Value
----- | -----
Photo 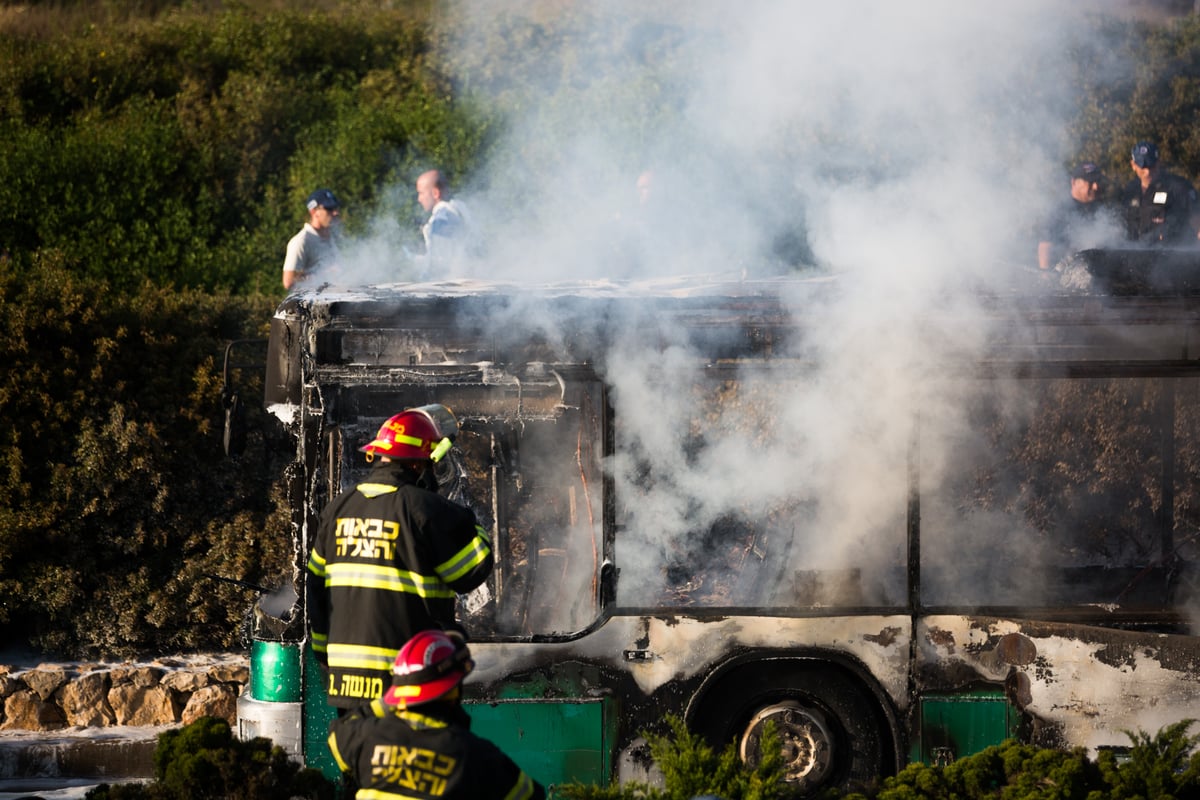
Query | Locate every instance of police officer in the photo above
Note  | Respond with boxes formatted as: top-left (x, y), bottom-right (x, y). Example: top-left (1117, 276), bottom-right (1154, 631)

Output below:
top-left (1037, 161), bottom-right (1114, 270)
top-left (1120, 141), bottom-right (1199, 246)
top-left (328, 629), bottom-right (546, 800)
top-left (306, 405), bottom-right (494, 711)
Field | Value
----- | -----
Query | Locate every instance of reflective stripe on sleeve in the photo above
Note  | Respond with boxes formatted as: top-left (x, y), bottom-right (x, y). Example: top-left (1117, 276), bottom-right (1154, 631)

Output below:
top-left (327, 731), bottom-right (351, 773)
top-left (503, 772), bottom-right (539, 800)
top-left (436, 526), bottom-right (492, 583)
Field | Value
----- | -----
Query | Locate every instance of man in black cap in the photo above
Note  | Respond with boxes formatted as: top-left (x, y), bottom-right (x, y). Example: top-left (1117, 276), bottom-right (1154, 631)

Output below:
top-left (1120, 141), bottom-right (1198, 246)
top-left (282, 187), bottom-right (342, 290)
top-left (1037, 161), bottom-right (1115, 270)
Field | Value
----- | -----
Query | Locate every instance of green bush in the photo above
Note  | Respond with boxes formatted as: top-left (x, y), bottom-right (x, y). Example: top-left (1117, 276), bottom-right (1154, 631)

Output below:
top-left (84, 716), bottom-right (335, 800)
top-left (843, 721), bottom-right (1200, 800)
top-left (546, 717), bottom-right (1200, 800)
top-left (0, 2), bottom-right (492, 294)
top-left (0, 260), bottom-right (292, 657)
top-left (558, 715), bottom-right (790, 800)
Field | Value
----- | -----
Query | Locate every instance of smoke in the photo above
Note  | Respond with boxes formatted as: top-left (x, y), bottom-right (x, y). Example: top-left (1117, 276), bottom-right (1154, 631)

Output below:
top-left (429, 0), bottom-right (1109, 282)
top-left (358, 2), bottom-right (1150, 611)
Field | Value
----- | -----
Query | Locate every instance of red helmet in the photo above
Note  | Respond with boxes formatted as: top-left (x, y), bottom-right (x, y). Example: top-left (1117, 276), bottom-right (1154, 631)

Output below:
top-left (360, 405), bottom-right (457, 462)
top-left (383, 630), bottom-right (474, 707)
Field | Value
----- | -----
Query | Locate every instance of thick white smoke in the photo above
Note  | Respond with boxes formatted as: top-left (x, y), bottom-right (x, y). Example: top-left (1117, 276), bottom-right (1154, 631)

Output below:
top-left (399, 1), bottom-right (1144, 610)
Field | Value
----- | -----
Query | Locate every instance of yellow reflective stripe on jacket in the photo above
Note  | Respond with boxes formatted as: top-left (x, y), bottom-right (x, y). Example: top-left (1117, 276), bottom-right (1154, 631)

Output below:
top-left (357, 482), bottom-right (400, 499)
top-left (327, 642), bottom-right (400, 672)
top-left (326, 561), bottom-right (456, 598)
top-left (310, 631), bottom-right (328, 653)
top-left (436, 525), bottom-right (492, 583)
top-left (357, 790), bottom-right (423, 800)
top-left (504, 772), bottom-right (539, 800)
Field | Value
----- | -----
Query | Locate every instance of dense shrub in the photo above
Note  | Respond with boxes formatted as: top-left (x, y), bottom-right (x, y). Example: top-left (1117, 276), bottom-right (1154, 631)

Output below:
top-left (0, 2), bottom-right (493, 294)
top-left (843, 722), bottom-right (1200, 799)
top-left (85, 716), bottom-right (335, 800)
top-left (0, 260), bottom-right (291, 657)
top-left (533, 716), bottom-right (1200, 800)
top-left (559, 715), bottom-right (789, 800)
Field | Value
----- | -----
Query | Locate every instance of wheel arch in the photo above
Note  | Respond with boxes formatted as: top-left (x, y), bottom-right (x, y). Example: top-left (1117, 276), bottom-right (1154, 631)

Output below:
top-left (684, 647), bottom-right (905, 780)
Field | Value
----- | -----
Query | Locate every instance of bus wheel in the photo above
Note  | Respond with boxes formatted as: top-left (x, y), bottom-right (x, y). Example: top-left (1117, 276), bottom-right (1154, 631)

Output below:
top-left (690, 664), bottom-right (888, 797)
top-left (740, 700), bottom-right (834, 786)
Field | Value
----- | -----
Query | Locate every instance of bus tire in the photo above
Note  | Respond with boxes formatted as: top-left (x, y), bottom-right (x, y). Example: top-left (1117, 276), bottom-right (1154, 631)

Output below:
top-left (689, 661), bottom-right (888, 797)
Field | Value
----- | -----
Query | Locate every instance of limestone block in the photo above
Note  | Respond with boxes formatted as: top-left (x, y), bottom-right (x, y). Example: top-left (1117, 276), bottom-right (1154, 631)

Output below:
top-left (59, 670), bottom-right (115, 727)
top-left (23, 667), bottom-right (69, 700)
top-left (181, 684), bottom-right (238, 726)
top-left (1, 688), bottom-right (66, 731)
top-left (109, 684), bottom-right (179, 726)
top-left (109, 666), bottom-right (164, 688)
top-left (207, 663), bottom-right (250, 683)
top-left (161, 670), bottom-right (208, 693)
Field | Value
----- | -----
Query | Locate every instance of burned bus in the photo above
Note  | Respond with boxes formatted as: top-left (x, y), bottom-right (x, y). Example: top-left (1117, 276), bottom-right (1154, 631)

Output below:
top-left (238, 249), bottom-right (1200, 796)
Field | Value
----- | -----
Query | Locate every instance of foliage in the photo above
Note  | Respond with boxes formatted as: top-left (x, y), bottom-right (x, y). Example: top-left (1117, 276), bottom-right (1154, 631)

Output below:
top-left (83, 716), bottom-right (335, 800)
top-left (0, 260), bottom-right (292, 658)
top-left (72, 717), bottom-right (1200, 800)
top-left (558, 715), bottom-right (791, 800)
top-left (0, 1), bottom-right (494, 294)
top-left (833, 721), bottom-right (1200, 800)
top-left (1067, 14), bottom-right (1200, 192)
top-left (1095, 720), bottom-right (1200, 799)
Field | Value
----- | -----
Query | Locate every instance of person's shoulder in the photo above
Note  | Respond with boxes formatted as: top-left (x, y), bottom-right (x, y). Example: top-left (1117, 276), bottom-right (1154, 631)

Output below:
top-left (288, 225), bottom-right (318, 249)
top-left (1119, 179), bottom-right (1146, 203)
top-left (1166, 171), bottom-right (1197, 190)
top-left (319, 484), bottom-right (361, 514)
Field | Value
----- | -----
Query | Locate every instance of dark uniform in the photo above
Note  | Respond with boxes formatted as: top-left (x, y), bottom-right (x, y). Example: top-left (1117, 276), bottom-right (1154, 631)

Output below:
top-left (1039, 197), bottom-right (1112, 265)
top-left (328, 698), bottom-right (546, 800)
top-left (306, 460), bottom-right (493, 708)
top-left (1121, 171), bottom-right (1198, 245)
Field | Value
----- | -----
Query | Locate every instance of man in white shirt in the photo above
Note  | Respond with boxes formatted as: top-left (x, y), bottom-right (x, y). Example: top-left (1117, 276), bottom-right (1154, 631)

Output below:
top-left (282, 188), bottom-right (341, 290)
top-left (415, 170), bottom-right (473, 277)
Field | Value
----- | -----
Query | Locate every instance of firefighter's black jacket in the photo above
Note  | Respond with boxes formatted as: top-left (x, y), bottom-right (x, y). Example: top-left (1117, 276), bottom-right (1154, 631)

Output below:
top-left (306, 460), bottom-right (493, 708)
top-left (328, 698), bottom-right (546, 800)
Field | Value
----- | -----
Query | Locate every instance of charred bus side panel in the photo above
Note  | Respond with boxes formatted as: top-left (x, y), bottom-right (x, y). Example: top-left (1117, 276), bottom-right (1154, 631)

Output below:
top-left (249, 268), bottom-right (1200, 795)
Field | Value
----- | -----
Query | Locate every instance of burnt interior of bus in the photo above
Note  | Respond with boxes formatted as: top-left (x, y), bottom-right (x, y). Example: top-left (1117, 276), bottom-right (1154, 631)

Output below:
top-left (269, 262), bottom-right (1200, 639)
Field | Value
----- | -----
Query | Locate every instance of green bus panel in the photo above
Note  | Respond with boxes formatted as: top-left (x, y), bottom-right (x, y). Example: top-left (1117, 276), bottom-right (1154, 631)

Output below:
top-left (464, 698), bottom-right (616, 791)
top-left (914, 689), bottom-right (1019, 765)
top-left (302, 645), bottom-right (341, 780)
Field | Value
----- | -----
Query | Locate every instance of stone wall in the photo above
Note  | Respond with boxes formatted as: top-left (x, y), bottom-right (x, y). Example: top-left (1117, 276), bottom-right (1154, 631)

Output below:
top-left (0, 655), bottom-right (249, 732)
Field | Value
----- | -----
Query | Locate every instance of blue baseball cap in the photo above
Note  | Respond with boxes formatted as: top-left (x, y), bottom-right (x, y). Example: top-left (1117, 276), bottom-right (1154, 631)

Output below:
top-left (306, 188), bottom-right (340, 211)
top-left (1131, 141), bottom-right (1159, 168)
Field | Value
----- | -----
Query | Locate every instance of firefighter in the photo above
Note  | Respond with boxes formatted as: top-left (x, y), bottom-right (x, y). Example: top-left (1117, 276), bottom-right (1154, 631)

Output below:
top-left (328, 629), bottom-right (546, 800)
top-left (306, 405), bottom-right (494, 711)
